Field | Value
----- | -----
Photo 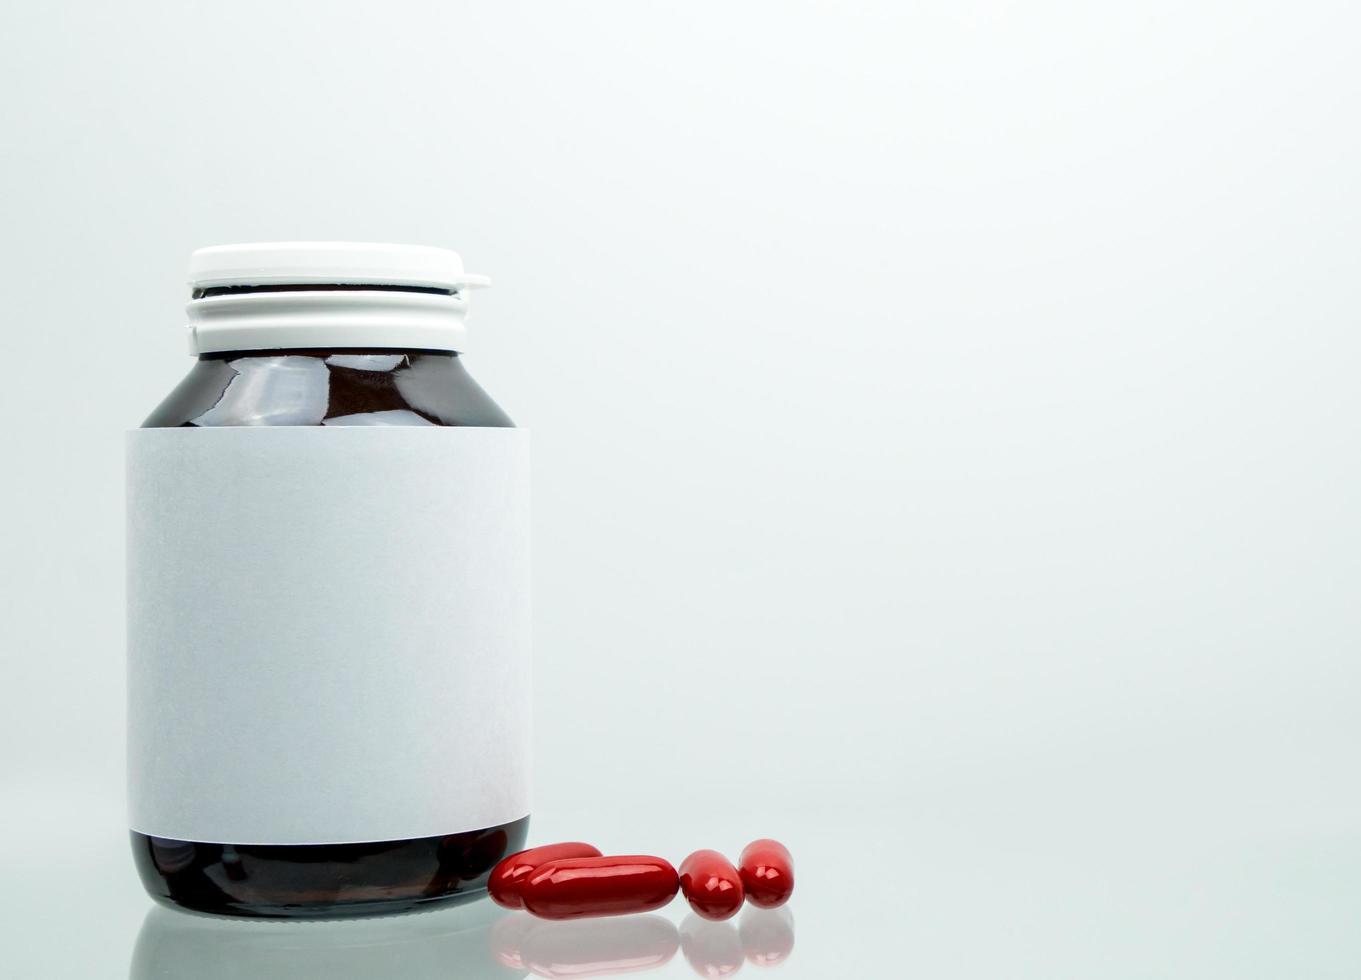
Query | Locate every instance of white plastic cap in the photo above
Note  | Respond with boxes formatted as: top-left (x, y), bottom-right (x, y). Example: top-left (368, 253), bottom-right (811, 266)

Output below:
top-left (184, 242), bottom-right (490, 355)
top-left (188, 242), bottom-right (491, 291)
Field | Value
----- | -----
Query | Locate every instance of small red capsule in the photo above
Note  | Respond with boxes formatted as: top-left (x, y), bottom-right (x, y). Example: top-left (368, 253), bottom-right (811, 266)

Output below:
top-left (738, 839), bottom-right (794, 909)
top-left (679, 849), bottom-right (745, 921)
top-left (520, 855), bottom-right (680, 920)
top-left (488, 842), bottom-right (603, 910)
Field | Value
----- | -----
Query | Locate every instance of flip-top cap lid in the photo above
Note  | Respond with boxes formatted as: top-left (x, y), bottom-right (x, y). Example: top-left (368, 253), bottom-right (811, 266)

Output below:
top-left (188, 242), bottom-right (490, 291)
top-left (183, 242), bottom-right (490, 355)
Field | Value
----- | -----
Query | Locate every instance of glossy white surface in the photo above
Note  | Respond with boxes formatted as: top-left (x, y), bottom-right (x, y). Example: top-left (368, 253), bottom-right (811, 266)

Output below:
top-left (5, 785), bottom-right (1360, 977)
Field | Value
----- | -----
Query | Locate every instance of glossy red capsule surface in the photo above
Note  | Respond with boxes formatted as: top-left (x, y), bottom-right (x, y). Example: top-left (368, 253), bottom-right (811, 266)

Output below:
top-left (738, 839), bottom-right (794, 909)
top-left (488, 842), bottom-right (603, 910)
top-left (679, 849), bottom-right (745, 921)
top-left (520, 855), bottom-right (680, 920)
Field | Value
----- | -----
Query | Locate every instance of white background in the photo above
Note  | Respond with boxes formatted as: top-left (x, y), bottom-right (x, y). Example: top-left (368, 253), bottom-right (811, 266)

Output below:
top-left (1, 1), bottom-right (1359, 976)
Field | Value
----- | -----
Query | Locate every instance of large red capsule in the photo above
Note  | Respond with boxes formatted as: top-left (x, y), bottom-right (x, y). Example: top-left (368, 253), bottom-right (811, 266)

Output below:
top-left (738, 839), bottom-right (794, 909)
top-left (489, 842), bottom-right (603, 910)
top-left (679, 849), bottom-right (744, 921)
top-left (520, 855), bottom-right (680, 920)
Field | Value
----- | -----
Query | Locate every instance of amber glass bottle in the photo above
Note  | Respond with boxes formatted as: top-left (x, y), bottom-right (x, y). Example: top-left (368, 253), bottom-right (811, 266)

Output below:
top-left (128, 244), bottom-right (530, 918)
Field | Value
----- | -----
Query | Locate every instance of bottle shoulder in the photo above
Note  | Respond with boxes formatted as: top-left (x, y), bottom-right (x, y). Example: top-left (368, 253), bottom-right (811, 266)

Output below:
top-left (141, 351), bottom-right (514, 428)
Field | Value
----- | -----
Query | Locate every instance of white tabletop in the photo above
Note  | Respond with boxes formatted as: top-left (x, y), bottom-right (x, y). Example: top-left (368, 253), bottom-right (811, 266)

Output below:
top-left (5, 783), bottom-right (1357, 978)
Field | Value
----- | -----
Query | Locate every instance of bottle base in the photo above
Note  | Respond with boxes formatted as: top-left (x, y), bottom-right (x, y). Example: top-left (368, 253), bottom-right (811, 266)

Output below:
top-left (131, 816), bottom-right (529, 920)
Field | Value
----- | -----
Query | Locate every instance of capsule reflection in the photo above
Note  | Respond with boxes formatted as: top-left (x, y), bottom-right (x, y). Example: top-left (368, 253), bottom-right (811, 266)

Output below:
top-left (679, 914), bottom-right (744, 977)
top-left (738, 907), bottom-right (795, 966)
top-left (495, 914), bottom-right (678, 977)
top-left (488, 906), bottom-right (796, 978)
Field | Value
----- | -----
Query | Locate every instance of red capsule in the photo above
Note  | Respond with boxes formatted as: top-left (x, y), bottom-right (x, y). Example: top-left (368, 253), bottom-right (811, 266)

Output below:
top-left (738, 839), bottom-right (794, 909)
top-left (520, 855), bottom-right (680, 920)
top-left (488, 842), bottom-right (603, 910)
top-left (679, 849), bottom-right (745, 921)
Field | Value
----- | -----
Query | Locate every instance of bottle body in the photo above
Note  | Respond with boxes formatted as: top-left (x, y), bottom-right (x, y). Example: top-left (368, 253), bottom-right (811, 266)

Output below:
top-left (130, 349), bottom-right (529, 918)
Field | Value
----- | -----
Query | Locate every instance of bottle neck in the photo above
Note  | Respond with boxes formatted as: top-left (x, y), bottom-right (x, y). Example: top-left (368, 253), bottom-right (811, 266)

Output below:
top-left (145, 347), bottom-right (513, 428)
top-left (185, 285), bottom-right (473, 357)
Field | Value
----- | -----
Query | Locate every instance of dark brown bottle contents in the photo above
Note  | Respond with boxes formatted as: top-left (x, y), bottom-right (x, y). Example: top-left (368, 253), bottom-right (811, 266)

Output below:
top-left (132, 346), bottom-right (526, 918)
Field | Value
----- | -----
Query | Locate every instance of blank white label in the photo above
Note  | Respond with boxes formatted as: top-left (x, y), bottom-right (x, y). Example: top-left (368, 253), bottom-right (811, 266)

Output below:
top-left (126, 426), bottom-right (530, 845)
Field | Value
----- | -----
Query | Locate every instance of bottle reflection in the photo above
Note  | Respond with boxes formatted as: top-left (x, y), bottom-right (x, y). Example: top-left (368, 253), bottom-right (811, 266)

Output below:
top-left (131, 902), bottom-right (794, 979)
top-left (129, 900), bottom-right (523, 980)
